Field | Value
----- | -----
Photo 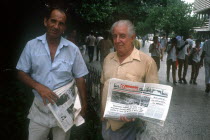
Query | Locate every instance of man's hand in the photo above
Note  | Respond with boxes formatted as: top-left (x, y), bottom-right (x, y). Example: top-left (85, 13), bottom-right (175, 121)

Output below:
top-left (119, 116), bottom-right (135, 122)
top-left (80, 103), bottom-right (87, 118)
top-left (36, 84), bottom-right (59, 105)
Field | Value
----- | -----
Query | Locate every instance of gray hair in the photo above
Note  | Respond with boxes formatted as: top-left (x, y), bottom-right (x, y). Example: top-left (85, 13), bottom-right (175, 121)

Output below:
top-left (110, 20), bottom-right (135, 37)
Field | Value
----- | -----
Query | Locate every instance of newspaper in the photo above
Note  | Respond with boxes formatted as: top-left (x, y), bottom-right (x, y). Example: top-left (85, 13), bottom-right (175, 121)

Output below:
top-left (48, 81), bottom-right (84, 132)
top-left (103, 78), bottom-right (173, 126)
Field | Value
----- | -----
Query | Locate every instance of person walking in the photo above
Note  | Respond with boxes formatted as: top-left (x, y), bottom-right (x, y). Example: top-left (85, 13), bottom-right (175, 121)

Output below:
top-left (16, 7), bottom-right (88, 140)
top-left (133, 37), bottom-right (141, 50)
top-left (160, 34), bottom-right (168, 61)
top-left (86, 31), bottom-right (96, 62)
top-left (96, 32), bottom-right (104, 61)
top-left (176, 36), bottom-right (189, 84)
top-left (98, 30), bottom-right (113, 66)
top-left (189, 39), bottom-right (201, 84)
top-left (166, 37), bottom-right (177, 85)
top-left (149, 36), bottom-right (162, 71)
top-left (200, 39), bottom-right (210, 93)
top-left (181, 35), bottom-right (193, 83)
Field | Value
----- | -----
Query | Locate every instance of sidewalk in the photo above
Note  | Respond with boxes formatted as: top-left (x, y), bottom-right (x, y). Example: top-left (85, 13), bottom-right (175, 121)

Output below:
top-left (82, 41), bottom-right (210, 140)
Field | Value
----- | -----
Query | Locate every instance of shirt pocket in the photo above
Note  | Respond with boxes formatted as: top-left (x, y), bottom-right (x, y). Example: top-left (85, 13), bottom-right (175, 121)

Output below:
top-left (125, 73), bottom-right (143, 82)
top-left (53, 59), bottom-right (72, 72)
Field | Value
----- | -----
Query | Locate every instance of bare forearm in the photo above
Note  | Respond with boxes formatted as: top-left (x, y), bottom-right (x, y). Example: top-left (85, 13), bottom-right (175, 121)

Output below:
top-left (17, 70), bottom-right (58, 105)
top-left (17, 70), bottom-right (40, 90)
top-left (75, 77), bottom-right (87, 107)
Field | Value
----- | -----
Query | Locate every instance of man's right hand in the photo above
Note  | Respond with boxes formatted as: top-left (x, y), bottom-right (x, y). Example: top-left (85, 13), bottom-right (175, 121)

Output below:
top-left (35, 84), bottom-right (59, 105)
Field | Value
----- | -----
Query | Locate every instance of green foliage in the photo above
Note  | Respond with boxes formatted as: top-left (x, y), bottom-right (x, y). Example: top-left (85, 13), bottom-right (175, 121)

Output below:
top-left (65, 0), bottom-right (201, 38)
top-left (76, 0), bottom-right (115, 23)
top-left (136, 0), bottom-right (201, 37)
top-left (136, 21), bottom-right (153, 36)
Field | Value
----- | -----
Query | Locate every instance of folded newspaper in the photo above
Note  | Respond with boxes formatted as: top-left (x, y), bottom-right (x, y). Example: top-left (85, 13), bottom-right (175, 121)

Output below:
top-left (48, 81), bottom-right (84, 132)
top-left (103, 78), bottom-right (173, 126)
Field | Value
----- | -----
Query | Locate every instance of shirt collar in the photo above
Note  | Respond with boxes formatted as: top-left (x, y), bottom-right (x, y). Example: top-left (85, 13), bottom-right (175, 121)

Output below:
top-left (36, 34), bottom-right (69, 48)
top-left (112, 47), bottom-right (141, 64)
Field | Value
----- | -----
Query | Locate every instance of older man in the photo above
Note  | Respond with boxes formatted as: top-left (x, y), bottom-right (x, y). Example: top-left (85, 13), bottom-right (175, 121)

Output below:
top-left (100, 20), bottom-right (159, 140)
top-left (16, 7), bottom-right (88, 140)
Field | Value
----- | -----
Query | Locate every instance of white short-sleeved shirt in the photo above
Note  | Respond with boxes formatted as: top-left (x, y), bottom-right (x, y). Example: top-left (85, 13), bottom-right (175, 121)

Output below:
top-left (167, 45), bottom-right (177, 62)
top-left (149, 43), bottom-right (162, 57)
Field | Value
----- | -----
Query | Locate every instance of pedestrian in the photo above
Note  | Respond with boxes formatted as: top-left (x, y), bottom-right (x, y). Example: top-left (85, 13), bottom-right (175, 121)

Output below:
top-left (189, 39), bottom-right (201, 84)
top-left (96, 32), bottom-right (104, 61)
top-left (181, 35), bottom-right (193, 83)
top-left (160, 34), bottom-right (168, 61)
top-left (100, 20), bottom-right (158, 140)
top-left (149, 36), bottom-right (162, 71)
top-left (86, 31), bottom-right (96, 62)
top-left (166, 37), bottom-right (177, 85)
top-left (16, 7), bottom-right (88, 140)
top-left (176, 36), bottom-right (189, 84)
top-left (133, 37), bottom-right (141, 50)
top-left (142, 35), bottom-right (146, 47)
top-left (98, 30), bottom-right (113, 67)
top-left (200, 39), bottom-right (210, 93)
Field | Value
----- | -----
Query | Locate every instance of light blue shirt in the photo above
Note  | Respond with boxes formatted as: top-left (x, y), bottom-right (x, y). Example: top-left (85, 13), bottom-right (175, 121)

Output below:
top-left (16, 34), bottom-right (89, 101)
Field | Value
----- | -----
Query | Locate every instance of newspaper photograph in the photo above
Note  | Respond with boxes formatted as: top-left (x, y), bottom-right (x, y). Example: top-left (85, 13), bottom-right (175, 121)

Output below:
top-left (103, 78), bottom-right (173, 126)
top-left (48, 81), bottom-right (83, 132)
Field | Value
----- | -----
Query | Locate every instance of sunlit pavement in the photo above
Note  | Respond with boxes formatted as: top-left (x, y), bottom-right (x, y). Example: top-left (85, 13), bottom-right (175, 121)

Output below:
top-left (82, 41), bottom-right (210, 140)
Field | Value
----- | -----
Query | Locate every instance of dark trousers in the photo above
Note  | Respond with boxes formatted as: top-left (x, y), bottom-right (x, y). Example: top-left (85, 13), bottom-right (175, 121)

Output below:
top-left (178, 59), bottom-right (184, 80)
top-left (183, 55), bottom-right (189, 79)
top-left (191, 61), bottom-right (200, 81)
top-left (152, 56), bottom-right (160, 71)
top-left (88, 46), bottom-right (94, 62)
top-left (167, 59), bottom-right (176, 82)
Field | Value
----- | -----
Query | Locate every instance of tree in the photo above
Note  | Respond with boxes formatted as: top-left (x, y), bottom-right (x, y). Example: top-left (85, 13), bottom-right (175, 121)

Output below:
top-left (136, 0), bottom-right (201, 38)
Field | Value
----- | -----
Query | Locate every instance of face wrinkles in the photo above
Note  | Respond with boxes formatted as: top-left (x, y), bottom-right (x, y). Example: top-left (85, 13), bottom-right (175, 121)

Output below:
top-left (112, 24), bottom-right (134, 57)
top-left (45, 10), bottom-right (66, 39)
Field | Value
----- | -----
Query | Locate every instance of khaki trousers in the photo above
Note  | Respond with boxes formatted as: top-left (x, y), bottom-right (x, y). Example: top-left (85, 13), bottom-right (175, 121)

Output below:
top-left (28, 120), bottom-right (71, 140)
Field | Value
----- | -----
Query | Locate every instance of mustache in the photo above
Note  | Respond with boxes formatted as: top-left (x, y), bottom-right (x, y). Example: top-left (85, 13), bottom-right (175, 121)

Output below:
top-left (51, 28), bottom-right (59, 32)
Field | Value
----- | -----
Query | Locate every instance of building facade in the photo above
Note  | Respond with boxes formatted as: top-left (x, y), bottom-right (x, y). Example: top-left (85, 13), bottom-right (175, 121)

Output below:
top-left (194, 0), bottom-right (210, 39)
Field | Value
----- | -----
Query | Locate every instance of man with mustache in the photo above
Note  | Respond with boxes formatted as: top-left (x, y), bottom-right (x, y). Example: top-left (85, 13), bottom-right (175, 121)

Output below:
top-left (100, 20), bottom-right (159, 140)
top-left (16, 7), bottom-right (88, 140)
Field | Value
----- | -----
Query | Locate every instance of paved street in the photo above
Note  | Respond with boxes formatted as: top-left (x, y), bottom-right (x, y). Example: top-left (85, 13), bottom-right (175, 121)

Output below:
top-left (83, 41), bottom-right (210, 140)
